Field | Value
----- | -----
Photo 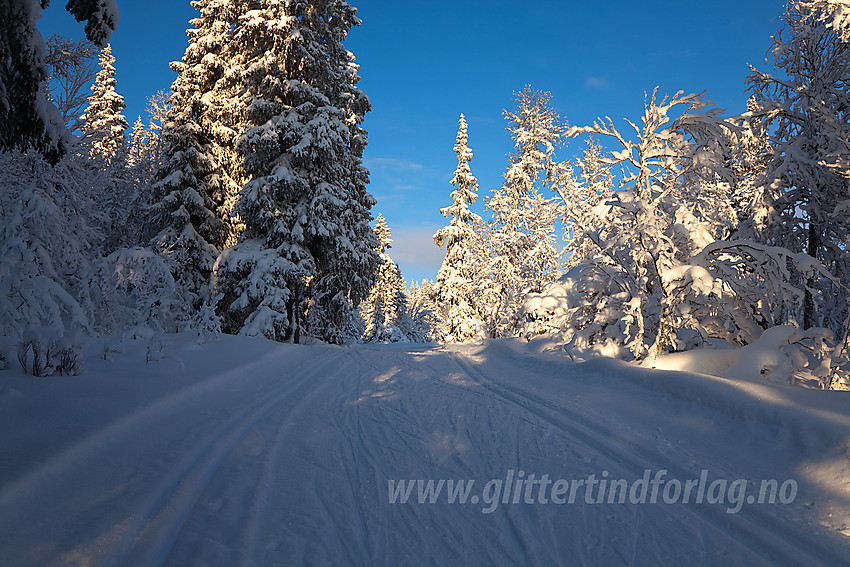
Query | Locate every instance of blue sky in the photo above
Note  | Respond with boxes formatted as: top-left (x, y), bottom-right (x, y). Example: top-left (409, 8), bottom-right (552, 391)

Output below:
top-left (40, 0), bottom-right (787, 284)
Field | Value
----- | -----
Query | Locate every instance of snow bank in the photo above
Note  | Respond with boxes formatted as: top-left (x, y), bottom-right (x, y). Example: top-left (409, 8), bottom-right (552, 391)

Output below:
top-left (647, 325), bottom-right (840, 388)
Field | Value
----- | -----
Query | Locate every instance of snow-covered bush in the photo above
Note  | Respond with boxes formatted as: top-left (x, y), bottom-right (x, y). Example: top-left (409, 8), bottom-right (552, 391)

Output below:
top-left (524, 237), bottom-right (835, 361)
top-left (0, 337), bottom-right (13, 370)
top-left (0, 150), bottom-right (99, 342)
top-left (524, 269), bottom-right (848, 388)
top-left (649, 325), bottom-right (843, 388)
top-left (194, 294), bottom-right (223, 344)
top-left (93, 247), bottom-right (178, 335)
top-left (406, 280), bottom-right (442, 343)
top-left (521, 264), bottom-right (636, 360)
top-left (0, 148), bottom-right (180, 372)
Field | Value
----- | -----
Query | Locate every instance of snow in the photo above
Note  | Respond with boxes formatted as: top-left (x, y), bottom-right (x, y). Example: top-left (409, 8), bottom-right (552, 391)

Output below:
top-left (1, 334), bottom-right (849, 565)
top-left (647, 325), bottom-right (840, 387)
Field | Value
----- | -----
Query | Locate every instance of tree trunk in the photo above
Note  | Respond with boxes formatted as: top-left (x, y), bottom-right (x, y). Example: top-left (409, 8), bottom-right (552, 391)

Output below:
top-left (804, 222), bottom-right (819, 329)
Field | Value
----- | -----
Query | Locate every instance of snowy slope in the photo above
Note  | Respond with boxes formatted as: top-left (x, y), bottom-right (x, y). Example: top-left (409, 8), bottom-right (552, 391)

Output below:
top-left (1, 335), bottom-right (849, 566)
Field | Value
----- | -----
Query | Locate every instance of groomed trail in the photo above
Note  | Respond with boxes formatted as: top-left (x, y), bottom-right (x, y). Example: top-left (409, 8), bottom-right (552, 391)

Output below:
top-left (1, 335), bottom-right (849, 566)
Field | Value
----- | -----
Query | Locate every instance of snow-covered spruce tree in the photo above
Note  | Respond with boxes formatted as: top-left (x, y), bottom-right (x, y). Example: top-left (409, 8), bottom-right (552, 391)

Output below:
top-left (297, 0), bottom-right (377, 343)
top-left (147, 0), bottom-right (243, 322)
top-left (65, 0), bottom-right (120, 47)
top-left (433, 114), bottom-right (486, 342)
top-left (0, 0), bottom-right (117, 163)
top-left (485, 87), bottom-right (562, 337)
top-left (128, 91), bottom-right (169, 183)
top-left (362, 215), bottom-right (410, 342)
top-left (214, 0), bottom-right (378, 344)
top-left (746, 1), bottom-right (850, 332)
top-left (361, 218), bottom-right (387, 342)
top-left (81, 44), bottom-right (128, 163)
top-left (120, 109), bottom-right (167, 253)
top-left (127, 117), bottom-right (149, 169)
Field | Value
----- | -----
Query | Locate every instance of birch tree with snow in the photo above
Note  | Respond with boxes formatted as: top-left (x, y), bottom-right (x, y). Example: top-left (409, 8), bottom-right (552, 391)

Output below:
top-left (553, 138), bottom-right (614, 270)
top-left (486, 88), bottom-right (562, 337)
top-left (524, 85), bottom-right (838, 377)
top-left (533, 90), bottom-right (740, 359)
top-left (44, 34), bottom-right (99, 134)
top-left (746, 0), bottom-right (850, 332)
top-left (405, 280), bottom-right (440, 343)
top-left (801, 0), bottom-right (850, 40)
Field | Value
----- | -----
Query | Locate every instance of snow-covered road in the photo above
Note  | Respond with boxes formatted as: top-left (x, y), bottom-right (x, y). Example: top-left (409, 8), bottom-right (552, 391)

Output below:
top-left (1, 336), bottom-right (849, 566)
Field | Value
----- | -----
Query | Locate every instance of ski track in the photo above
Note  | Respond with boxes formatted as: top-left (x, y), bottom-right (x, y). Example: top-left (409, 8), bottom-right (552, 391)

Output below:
top-left (0, 340), bottom-right (849, 566)
top-left (443, 344), bottom-right (847, 566)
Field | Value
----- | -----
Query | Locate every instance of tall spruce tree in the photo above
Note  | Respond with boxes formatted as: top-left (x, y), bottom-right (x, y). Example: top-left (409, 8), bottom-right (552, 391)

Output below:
top-left (81, 44), bottom-right (128, 163)
top-left (433, 114), bottom-right (485, 342)
top-left (147, 0), bottom-right (242, 320)
top-left (213, 0), bottom-right (378, 344)
top-left (126, 116), bottom-right (147, 168)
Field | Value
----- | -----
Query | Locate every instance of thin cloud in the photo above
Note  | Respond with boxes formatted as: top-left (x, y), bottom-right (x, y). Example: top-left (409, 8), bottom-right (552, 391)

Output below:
top-left (584, 76), bottom-right (610, 89)
top-left (368, 157), bottom-right (428, 195)
top-left (368, 157), bottom-right (425, 171)
top-left (385, 225), bottom-right (446, 283)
